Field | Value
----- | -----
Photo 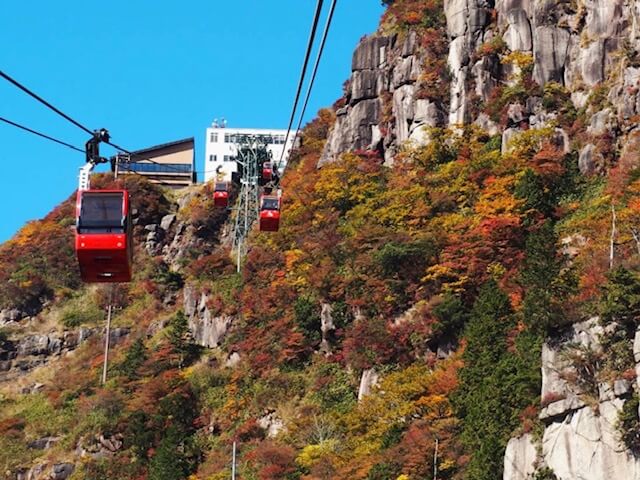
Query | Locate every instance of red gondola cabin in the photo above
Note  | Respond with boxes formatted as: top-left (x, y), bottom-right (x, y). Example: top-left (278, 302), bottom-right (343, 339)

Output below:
top-left (259, 194), bottom-right (280, 232)
top-left (262, 162), bottom-right (273, 183)
top-left (75, 190), bottom-right (133, 282)
top-left (213, 182), bottom-right (229, 208)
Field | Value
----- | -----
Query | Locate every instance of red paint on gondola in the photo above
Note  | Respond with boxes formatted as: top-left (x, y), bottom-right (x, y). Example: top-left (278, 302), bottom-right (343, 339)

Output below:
top-left (262, 162), bottom-right (273, 182)
top-left (213, 182), bottom-right (229, 208)
top-left (259, 194), bottom-right (280, 232)
top-left (75, 190), bottom-right (133, 282)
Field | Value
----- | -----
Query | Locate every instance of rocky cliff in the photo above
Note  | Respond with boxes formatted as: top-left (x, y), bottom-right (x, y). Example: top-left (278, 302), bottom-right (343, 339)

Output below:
top-left (322, 0), bottom-right (640, 172)
top-left (316, 1), bottom-right (640, 479)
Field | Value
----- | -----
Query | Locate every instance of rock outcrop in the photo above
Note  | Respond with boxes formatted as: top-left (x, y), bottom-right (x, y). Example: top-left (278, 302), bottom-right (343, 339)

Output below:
top-left (183, 285), bottom-right (233, 348)
top-left (505, 319), bottom-right (640, 480)
top-left (0, 327), bottom-right (128, 382)
top-left (320, 30), bottom-right (445, 165)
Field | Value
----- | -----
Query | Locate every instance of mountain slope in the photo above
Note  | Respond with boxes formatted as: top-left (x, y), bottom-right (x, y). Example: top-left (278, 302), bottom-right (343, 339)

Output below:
top-left (4, 1), bottom-right (640, 479)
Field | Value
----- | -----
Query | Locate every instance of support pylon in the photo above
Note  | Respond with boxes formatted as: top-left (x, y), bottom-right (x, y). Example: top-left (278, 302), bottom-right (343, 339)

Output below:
top-left (231, 135), bottom-right (271, 270)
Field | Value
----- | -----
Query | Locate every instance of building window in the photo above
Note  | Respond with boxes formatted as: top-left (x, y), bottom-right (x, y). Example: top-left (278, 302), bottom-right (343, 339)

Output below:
top-left (210, 132), bottom-right (218, 143)
top-left (223, 155), bottom-right (235, 162)
top-left (224, 133), bottom-right (237, 143)
top-left (209, 154), bottom-right (217, 162)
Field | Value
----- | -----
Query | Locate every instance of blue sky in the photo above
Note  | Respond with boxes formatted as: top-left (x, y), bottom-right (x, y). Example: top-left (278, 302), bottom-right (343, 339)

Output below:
top-left (0, 1), bottom-right (384, 242)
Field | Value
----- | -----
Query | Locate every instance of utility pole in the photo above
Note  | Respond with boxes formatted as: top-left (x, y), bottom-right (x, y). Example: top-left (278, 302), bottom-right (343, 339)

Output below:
top-left (102, 303), bottom-right (112, 385)
top-left (101, 285), bottom-right (116, 385)
top-left (433, 437), bottom-right (439, 480)
top-left (231, 441), bottom-right (237, 480)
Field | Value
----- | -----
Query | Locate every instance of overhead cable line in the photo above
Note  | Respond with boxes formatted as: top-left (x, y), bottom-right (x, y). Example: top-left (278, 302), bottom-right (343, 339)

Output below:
top-left (0, 116), bottom-right (85, 153)
top-left (0, 70), bottom-right (94, 136)
top-left (278, 0), bottom-right (325, 166)
top-left (0, 69), bottom-right (191, 174)
top-left (285, 0), bottom-right (337, 172)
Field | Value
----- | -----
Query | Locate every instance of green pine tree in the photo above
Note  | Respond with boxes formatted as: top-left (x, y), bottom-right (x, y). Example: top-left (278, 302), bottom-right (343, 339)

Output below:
top-left (454, 280), bottom-right (541, 480)
top-left (167, 310), bottom-right (197, 368)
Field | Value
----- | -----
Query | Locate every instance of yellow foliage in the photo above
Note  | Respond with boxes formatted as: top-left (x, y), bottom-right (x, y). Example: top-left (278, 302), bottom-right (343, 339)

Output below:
top-left (487, 262), bottom-right (507, 281)
top-left (342, 363), bottom-right (457, 458)
top-left (296, 440), bottom-right (338, 468)
top-left (284, 249), bottom-right (305, 270)
top-left (14, 221), bottom-right (39, 247)
top-left (474, 175), bottom-right (522, 217)
top-left (501, 51), bottom-right (534, 69)
top-left (396, 475), bottom-right (411, 480)
top-left (507, 126), bottom-right (555, 163)
top-left (423, 264), bottom-right (470, 293)
top-left (440, 459), bottom-right (457, 471)
top-left (205, 473), bottom-right (229, 480)
top-left (313, 153), bottom-right (383, 213)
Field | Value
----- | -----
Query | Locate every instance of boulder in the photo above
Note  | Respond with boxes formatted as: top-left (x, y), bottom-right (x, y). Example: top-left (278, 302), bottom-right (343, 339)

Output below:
top-left (160, 213), bottom-right (176, 231)
top-left (475, 113), bottom-right (500, 136)
top-left (50, 463), bottom-right (75, 480)
top-left (579, 144), bottom-right (598, 175)
top-left (28, 436), bottom-right (59, 450)
top-left (17, 335), bottom-right (50, 356)
top-left (0, 308), bottom-right (22, 325)
top-left (188, 312), bottom-right (232, 348)
top-left (502, 128), bottom-right (520, 154)
top-left (587, 108), bottom-right (615, 136)
top-left (16, 463), bottom-right (46, 480)
top-left (226, 351), bottom-right (241, 368)
top-left (507, 103), bottom-right (527, 124)
top-left (258, 411), bottom-right (285, 438)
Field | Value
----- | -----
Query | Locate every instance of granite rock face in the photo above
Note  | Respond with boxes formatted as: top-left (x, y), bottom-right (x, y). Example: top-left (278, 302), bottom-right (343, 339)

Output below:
top-left (320, 0), bottom-right (640, 181)
top-left (505, 319), bottom-right (640, 479)
top-left (0, 327), bottom-right (128, 382)
top-left (320, 30), bottom-right (445, 166)
top-left (183, 285), bottom-right (233, 348)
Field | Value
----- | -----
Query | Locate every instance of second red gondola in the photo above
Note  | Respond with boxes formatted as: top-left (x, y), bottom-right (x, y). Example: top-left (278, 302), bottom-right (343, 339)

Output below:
top-left (213, 181), bottom-right (229, 208)
top-left (259, 194), bottom-right (280, 232)
top-left (261, 162), bottom-right (273, 183)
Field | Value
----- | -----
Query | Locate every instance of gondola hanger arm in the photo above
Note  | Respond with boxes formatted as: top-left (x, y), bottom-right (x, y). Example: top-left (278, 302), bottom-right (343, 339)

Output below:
top-left (78, 129), bottom-right (110, 191)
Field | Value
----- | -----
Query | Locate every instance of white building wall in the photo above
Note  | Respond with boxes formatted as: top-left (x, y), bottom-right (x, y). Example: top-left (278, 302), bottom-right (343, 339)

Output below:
top-left (203, 126), bottom-right (297, 182)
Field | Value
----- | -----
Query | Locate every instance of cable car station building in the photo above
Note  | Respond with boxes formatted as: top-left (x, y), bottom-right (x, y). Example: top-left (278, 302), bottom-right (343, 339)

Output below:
top-left (113, 137), bottom-right (196, 189)
top-left (204, 122), bottom-right (296, 183)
